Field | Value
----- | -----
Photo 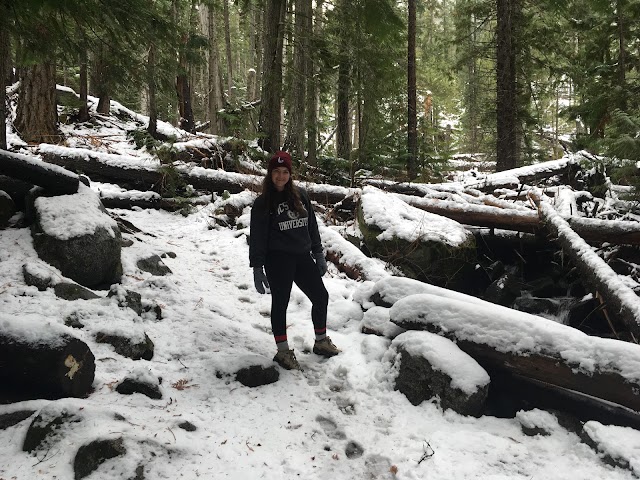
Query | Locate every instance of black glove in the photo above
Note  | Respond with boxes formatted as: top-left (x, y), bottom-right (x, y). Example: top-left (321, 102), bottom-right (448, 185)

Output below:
top-left (314, 252), bottom-right (328, 276)
top-left (253, 267), bottom-right (269, 294)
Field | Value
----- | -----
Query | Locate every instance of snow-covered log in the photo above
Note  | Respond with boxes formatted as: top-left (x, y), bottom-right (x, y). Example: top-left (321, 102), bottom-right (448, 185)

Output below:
top-left (530, 190), bottom-right (640, 336)
top-left (38, 145), bottom-right (352, 206)
top-left (0, 149), bottom-right (79, 195)
top-left (400, 194), bottom-right (640, 246)
top-left (390, 293), bottom-right (640, 412)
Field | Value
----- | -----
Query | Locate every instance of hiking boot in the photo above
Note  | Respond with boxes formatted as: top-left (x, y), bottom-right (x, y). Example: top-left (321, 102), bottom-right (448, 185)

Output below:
top-left (313, 337), bottom-right (340, 358)
top-left (273, 349), bottom-right (302, 371)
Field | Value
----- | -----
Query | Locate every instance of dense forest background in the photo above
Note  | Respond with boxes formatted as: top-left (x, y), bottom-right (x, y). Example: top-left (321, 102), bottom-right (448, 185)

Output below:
top-left (2, 0), bottom-right (640, 184)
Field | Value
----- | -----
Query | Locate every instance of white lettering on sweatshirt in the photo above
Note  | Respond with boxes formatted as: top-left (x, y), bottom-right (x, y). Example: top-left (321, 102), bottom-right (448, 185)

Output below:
top-left (278, 217), bottom-right (308, 231)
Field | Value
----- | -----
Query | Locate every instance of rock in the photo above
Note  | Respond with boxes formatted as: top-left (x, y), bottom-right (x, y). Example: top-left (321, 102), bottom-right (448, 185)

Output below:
top-left (236, 364), bottom-right (279, 387)
top-left (73, 437), bottom-right (126, 480)
top-left (53, 282), bottom-right (101, 301)
top-left (116, 378), bottom-right (162, 400)
top-left (0, 410), bottom-right (36, 430)
top-left (0, 190), bottom-right (15, 228)
top-left (178, 421), bottom-right (197, 432)
top-left (29, 185), bottom-right (122, 288)
top-left (580, 421), bottom-right (640, 476)
top-left (96, 332), bottom-right (154, 360)
top-left (357, 187), bottom-right (476, 290)
top-left (136, 254), bottom-right (172, 276)
top-left (23, 408), bottom-right (83, 453)
top-left (108, 285), bottom-right (143, 315)
top-left (392, 332), bottom-right (490, 416)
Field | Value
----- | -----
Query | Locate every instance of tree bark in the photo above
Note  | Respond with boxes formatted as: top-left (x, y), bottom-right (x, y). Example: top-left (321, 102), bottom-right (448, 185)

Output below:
top-left (407, 0), bottom-right (418, 179)
top-left (0, 149), bottom-right (79, 195)
top-left (147, 43), bottom-right (158, 137)
top-left (223, 0), bottom-right (234, 104)
top-left (0, 17), bottom-right (8, 150)
top-left (258, 0), bottom-right (287, 152)
top-left (305, 0), bottom-right (321, 167)
top-left (15, 62), bottom-right (61, 144)
top-left (78, 49), bottom-right (89, 123)
top-left (92, 47), bottom-right (111, 115)
top-left (336, 44), bottom-right (351, 160)
top-left (208, 4), bottom-right (226, 135)
top-left (283, 0), bottom-right (310, 162)
top-left (496, 0), bottom-right (518, 171)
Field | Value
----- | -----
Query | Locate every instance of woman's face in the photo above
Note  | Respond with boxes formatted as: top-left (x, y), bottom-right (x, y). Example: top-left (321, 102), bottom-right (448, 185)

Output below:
top-left (271, 167), bottom-right (290, 192)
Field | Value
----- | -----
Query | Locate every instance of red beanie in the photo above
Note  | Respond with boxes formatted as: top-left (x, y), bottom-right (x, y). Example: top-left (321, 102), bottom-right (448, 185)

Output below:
top-left (268, 151), bottom-right (292, 173)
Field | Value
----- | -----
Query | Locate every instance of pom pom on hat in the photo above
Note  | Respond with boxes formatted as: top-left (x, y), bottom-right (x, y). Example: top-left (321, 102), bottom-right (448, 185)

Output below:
top-left (268, 151), bottom-right (292, 173)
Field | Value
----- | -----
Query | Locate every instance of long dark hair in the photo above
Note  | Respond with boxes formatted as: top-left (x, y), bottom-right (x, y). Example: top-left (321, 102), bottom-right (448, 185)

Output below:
top-left (261, 170), bottom-right (305, 215)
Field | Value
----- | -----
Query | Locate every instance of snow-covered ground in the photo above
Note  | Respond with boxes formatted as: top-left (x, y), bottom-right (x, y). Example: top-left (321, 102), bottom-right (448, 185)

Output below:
top-left (2, 89), bottom-right (640, 479)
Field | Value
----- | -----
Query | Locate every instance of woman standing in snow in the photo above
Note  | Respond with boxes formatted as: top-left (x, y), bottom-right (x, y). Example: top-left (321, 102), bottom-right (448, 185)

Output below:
top-left (249, 151), bottom-right (339, 370)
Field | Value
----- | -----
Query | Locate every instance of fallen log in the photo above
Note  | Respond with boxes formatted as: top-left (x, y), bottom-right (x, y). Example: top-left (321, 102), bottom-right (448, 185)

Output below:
top-left (530, 190), bottom-right (640, 337)
top-left (100, 194), bottom-right (210, 212)
top-left (319, 224), bottom-right (389, 282)
top-left (390, 292), bottom-right (640, 412)
top-left (38, 145), bottom-right (351, 206)
top-left (399, 193), bottom-right (640, 246)
top-left (0, 149), bottom-right (79, 195)
top-left (0, 314), bottom-right (96, 402)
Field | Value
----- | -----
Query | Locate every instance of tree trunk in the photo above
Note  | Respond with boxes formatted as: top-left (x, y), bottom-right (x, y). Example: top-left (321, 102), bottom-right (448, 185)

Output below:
top-left (15, 62), bottom-right (61, 144)
top-left (496, 0), bottom-right (518, 171)
top-left (208, 4), bottom-right (225, 135)
top-left (258, 0), bottom-right (287, 152)
top-left (284, 0), bottom-right (310, 163)
top-left (0, 17), bottom-right (8, 150)
top-left (78, 49), bottom-right (89, 123)
top-left (616, 0), bottom-right (626, 111)
top-left (223, 0), bottom-right (234, 104)
top-left (147, 43), bottom-right (158, 137)
top-left (305, 0), bottom-right (321, 167)
top-left (0, 149), bottom-right (79, 194)
top-left (336, 36), bottom-right (351, 161)
top-left (407, 0), bottom-right (418, 179)
top-left (92, 47), bottom-right (111, 115)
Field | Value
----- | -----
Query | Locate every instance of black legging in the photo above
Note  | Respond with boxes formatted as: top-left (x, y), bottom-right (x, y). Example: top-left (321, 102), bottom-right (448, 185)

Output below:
top-left (264, 251), bottom-right (329, 344)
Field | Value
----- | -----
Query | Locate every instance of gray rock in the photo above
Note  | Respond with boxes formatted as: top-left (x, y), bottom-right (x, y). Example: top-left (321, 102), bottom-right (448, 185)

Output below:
top-left (29, 186), bottom-right (123, 288)
top-left (96, 332), bottom-right (154, 360)
top-left (136, 254), bottom-right (172, 276)
top-left (236, 364), bottom-right (279, 387)
top-left (73, 437), bottom-right (126, 480)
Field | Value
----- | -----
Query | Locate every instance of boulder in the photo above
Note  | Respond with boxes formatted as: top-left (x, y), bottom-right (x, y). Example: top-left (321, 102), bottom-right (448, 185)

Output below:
top-left (136, 254), bottom-right (172, 276)
top-left (0, 313), bottom-right (95, 402)
top-left (357, 186), bottom-right (476, 290)
top-left (235, 364), bottom-right (279, 387)
top-left (0, 190), bottom-right (15, 227)
top-left (390, 331), bottom-right (490, 416)
top-left (96, 331), bottom-right (154, 360)
top-left (30, 184), bottom-right (122, 288)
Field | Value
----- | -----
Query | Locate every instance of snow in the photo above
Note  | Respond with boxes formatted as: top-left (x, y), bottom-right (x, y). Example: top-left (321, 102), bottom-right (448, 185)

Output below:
top-left (389, 292), bottom-right (640, 382)
top-left (2, 91), bottom-right (640, 479)
top-left (1, 193), bottom-right (640, 479)
top-left (360, 185), bottom-right (473, 246)
top-left (34, 183), bottom-right (119, 240)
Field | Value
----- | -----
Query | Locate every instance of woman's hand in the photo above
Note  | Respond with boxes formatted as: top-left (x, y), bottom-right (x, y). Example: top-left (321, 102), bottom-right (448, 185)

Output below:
top-left (314, 253), bottom-right (328, 276)
top-left (253, 267), bottom-right (270, 294)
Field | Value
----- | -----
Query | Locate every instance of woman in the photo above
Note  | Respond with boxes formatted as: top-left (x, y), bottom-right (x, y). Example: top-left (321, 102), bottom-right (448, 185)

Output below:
top-left (249, 150), bottom-right (339, 370)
